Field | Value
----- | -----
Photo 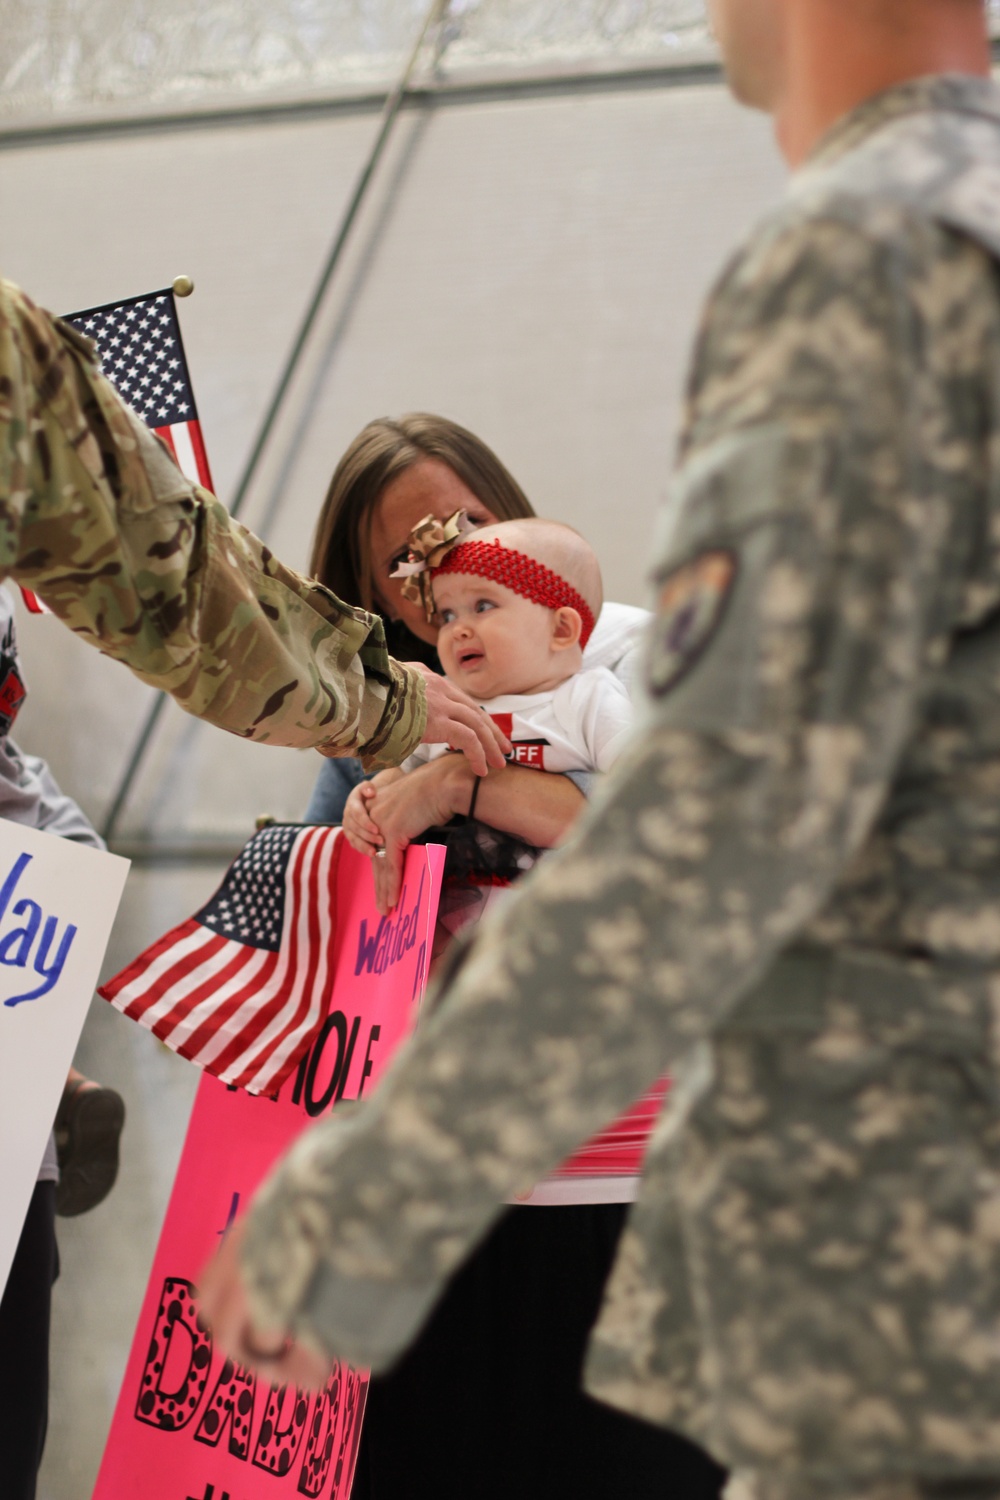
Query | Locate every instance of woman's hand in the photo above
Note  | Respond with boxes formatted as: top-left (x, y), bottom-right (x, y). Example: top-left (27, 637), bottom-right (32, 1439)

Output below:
top-left (364, 757), bottom-right (587, 914)
top-left (411, 663), bottom-right (510, 777)
top-left (361, 757), bottom-right (475, 915)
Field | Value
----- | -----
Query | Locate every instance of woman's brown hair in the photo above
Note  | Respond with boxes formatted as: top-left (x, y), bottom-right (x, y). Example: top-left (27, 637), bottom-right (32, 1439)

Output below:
top-left (309, 413), bottom-right (535, 612)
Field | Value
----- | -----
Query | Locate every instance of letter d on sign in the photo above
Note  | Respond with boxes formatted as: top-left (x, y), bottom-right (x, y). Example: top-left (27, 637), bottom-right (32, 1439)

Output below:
top-left (135, 1278), bottom-right (212, 1432)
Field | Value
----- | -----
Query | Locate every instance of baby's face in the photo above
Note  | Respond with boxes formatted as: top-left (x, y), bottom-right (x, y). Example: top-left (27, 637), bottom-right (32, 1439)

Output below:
top-left (434, 573), bottom-right (565, 699)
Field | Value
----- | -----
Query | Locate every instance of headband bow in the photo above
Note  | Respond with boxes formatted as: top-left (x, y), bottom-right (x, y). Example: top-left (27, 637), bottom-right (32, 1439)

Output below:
top-left (390, 509), bottom-right (475, 622)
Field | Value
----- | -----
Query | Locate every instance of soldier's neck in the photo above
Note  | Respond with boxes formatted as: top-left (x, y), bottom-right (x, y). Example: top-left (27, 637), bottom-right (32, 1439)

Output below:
top-left (772, 0), bottom-right (991, 168)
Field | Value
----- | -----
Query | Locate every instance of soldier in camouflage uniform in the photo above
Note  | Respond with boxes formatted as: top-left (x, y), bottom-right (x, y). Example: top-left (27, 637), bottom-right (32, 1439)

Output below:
top-left (0, 278), bottom-right (506, 774)
top-left (203, 4), bottom-right (1000, 1497)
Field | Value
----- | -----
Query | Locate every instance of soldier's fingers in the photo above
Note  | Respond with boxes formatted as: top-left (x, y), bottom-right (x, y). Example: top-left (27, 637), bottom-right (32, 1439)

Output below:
top-left (420, 678), bottom-right (510, 772)
top-left (252, 1337), bottom-right (331, 1393)
top-left (439, 708), bottom-right (508, 777)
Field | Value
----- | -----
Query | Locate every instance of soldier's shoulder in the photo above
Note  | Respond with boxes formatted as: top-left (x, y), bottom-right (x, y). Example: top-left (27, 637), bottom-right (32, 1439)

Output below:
top-left (716, 77), bottom-right (1000, 309)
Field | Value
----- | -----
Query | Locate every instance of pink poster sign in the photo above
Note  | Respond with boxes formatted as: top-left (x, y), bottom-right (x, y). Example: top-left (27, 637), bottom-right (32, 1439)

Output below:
top-left (93, 840), bottom-right (445, 1500)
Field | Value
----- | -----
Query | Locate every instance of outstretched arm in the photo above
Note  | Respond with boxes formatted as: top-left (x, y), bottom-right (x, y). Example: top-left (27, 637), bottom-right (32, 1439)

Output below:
top-left (0, 278), bottom-right (506, 774)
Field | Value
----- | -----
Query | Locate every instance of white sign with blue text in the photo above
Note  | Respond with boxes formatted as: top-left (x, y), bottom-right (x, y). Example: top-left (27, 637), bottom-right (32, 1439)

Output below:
top-left (0, 817), bottom-right (129, 1295)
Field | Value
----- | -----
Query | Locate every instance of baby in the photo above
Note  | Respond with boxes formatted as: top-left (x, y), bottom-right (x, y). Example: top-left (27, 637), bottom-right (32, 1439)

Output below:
top-left (343, 517), bottom-right (633, 921)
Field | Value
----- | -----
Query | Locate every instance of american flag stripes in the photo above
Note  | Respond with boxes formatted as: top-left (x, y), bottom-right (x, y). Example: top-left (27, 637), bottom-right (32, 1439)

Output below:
top-left (554, 1078), bottom-right (670, 1179)
top-left (100, 825), bottom-right (344, 1097)
top-left (63, 288), bottom-right (214, 492)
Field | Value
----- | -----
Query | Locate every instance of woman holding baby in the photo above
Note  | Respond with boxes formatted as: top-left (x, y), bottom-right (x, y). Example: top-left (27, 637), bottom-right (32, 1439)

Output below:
top-left (306, 414), bottom-right (724, 1500)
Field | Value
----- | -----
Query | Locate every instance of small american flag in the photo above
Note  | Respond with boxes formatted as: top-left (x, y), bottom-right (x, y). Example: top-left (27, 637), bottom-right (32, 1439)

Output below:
top-left (21, 287), bottom-right (214, 618)
top-left (100, 824), bottom-right (344, 1097)
top-left (64, 287), bottom-right (214, 492)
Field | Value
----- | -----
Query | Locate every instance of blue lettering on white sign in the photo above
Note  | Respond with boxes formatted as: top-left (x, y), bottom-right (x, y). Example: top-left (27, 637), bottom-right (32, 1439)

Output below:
top-left (0, 852), bottom-right (78, 1007)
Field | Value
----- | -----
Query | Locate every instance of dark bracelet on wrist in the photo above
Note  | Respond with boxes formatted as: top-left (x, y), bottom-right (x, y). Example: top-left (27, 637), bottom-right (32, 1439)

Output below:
top-left (467, 775), bottom-right (482, 821)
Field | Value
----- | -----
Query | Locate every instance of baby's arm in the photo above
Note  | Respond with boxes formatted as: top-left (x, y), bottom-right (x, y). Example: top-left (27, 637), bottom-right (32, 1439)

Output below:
top-left (342, 768), bottom-right (405, 857)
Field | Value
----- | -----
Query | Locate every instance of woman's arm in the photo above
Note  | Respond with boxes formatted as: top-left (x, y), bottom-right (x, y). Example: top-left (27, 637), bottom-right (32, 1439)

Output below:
top-left (365, 757), bottom-right (586, 912)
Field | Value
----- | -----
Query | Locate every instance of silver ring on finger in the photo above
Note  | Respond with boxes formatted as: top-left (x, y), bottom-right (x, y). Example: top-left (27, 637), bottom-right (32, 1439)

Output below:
top-left (374, 848), bottom-right (387, 859)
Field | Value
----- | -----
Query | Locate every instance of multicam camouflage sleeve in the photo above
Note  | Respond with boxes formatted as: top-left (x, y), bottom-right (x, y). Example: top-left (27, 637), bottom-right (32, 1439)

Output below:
top-left (241, 203), bottom-right (994, 1378)
top-left (0, 278), bottom-right (425, 768)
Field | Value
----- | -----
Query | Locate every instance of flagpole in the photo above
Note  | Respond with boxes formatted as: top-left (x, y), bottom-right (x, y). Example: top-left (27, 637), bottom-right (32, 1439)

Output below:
top-left (101, 0), bottom-right (453, 846)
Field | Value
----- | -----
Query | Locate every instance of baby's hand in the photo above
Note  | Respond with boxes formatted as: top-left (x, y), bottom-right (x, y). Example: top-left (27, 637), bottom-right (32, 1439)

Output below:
top-left (342, 781), bottom-right (384, 858)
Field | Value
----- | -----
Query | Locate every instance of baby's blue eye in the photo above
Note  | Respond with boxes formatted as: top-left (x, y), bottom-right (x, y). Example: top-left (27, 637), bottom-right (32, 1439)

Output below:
top-left (475, 599), bottom-right (497, 614)
top-left (440, 608), bottom-right (456, 624)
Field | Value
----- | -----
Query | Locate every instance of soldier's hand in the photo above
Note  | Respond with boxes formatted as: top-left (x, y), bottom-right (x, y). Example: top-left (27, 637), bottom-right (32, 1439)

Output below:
top-left (197, 1218), bottom-right (331, 1392)
top-left (413, 664), bottom-right (510, 776)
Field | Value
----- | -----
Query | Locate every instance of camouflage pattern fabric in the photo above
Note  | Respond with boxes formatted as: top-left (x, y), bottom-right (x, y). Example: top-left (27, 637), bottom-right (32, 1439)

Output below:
top-left (242, 75), bottom-right (1000, 1492)
top-left (0, 279), bottom-right (425, 767)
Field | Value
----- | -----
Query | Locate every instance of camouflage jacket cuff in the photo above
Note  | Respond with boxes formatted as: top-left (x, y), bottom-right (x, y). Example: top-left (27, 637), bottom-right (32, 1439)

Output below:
top-left (299, 1263), bottom-right (442, 1373)
top-left (353, 660), bottom-right (427, 772)
top-left (239, 1139), bottom-right (447, 1372)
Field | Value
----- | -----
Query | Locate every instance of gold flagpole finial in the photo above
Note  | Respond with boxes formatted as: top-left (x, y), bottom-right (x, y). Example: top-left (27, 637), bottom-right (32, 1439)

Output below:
top-left (172, 275), bottom-right (195, 297)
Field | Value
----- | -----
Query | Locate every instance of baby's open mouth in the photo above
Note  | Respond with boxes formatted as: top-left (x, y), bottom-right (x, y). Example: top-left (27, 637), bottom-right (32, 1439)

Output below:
top-left (458, 649), bottom-right (484, 667)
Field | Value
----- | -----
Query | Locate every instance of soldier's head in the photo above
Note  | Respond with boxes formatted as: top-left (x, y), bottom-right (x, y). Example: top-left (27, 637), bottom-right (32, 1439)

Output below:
top-left (709, 0), bottom-right (988, 158)
top-left (310, 414), bottom-right (534, 651)
top-left (706, 0), bottom-right (786, 111)
top-left (430, 519), bottom-right (604, 699)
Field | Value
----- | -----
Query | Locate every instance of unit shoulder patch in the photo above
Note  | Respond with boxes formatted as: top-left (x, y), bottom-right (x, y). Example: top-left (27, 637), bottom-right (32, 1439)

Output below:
top-left (648, 549), bottom-right (737, 698)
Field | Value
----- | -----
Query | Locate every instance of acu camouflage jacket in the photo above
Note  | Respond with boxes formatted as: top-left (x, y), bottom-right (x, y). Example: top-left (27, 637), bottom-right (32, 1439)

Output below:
top-left (242, 75), bottom-right (1000, 1476)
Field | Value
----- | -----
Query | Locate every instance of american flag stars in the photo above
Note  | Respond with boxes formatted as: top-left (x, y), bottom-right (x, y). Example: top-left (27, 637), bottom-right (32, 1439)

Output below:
top-left (199, 825), bottom-right (297, 951)
top-left (63, 286), bottom-right (214, 492)
top-left (67, 294), bottom-right (197, 427)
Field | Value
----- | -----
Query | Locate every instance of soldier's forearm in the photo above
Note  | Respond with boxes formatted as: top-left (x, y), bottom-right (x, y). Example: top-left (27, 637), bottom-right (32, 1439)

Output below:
top-left (0, 276), bottom-right (417, 755)
top-left (353, 660), bottom-right (427, 770)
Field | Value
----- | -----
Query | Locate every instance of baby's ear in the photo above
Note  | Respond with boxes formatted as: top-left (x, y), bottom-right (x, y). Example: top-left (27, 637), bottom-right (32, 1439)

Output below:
top-left (551, 606), bottom-right (582, 651)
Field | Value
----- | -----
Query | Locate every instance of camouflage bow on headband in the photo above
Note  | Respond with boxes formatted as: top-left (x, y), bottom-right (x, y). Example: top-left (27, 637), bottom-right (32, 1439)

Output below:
top-left (389, 509), bottom-right (475, 622)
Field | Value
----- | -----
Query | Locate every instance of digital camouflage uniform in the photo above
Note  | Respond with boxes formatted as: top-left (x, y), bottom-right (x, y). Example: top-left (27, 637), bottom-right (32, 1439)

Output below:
top-left (242, 75), bottom-right (1000, 1499)
top-left (0, 278), bottom-right (425, 768)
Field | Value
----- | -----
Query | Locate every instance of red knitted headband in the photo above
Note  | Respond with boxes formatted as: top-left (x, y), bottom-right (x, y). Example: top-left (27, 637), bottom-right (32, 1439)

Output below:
top-left (432, 538), bottom-right (596, 648)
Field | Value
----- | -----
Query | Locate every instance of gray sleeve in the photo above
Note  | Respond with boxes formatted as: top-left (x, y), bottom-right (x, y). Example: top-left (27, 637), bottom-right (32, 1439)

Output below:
top-left (0, 738), bottom-right (103, 849)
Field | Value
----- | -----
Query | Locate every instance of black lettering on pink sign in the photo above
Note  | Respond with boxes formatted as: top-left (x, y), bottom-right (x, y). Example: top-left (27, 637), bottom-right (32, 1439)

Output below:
top-left (135, 1278), bottom-right (211, 1431)
top-left (194, 1356), bottom-right (256, 1458)
top-left (252, 1382), bottom-right (310, 1478)
top-left (296, 1363), bottom-right (342, 1497)
top-left (330, 1371), bottom-right (369, 1499)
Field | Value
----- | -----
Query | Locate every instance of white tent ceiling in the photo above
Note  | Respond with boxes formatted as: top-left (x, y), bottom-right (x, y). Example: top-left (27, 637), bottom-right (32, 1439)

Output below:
top-left (5, 1), bottom-right (712, 124)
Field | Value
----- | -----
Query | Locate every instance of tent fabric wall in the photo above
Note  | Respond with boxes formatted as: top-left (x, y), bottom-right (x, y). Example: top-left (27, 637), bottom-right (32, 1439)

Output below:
top-left (2, 78), bottom-right (783, 845)
top-left (3, 0), bottom-right (714, 123)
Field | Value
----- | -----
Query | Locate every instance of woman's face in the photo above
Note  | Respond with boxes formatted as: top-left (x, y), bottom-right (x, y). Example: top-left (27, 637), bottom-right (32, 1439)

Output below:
top-left (369, 458), bottom-right (499, 644)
